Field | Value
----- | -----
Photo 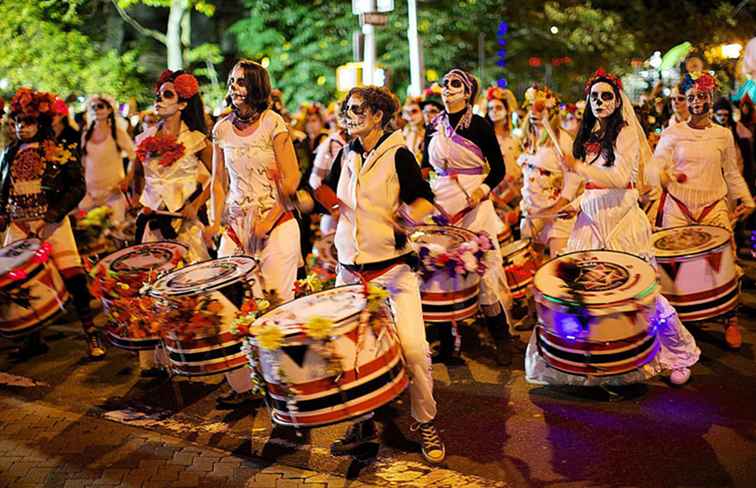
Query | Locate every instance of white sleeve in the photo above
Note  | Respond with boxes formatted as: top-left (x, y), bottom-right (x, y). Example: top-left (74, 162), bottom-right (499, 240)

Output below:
top-left (309, 137), bottom-right (335, 189)
top-left (646, 129), bottom-right (676, 187)
top-left (722, 130), bottom-right (755, 207)
top-left (575, 127), bottom-right (635, 188)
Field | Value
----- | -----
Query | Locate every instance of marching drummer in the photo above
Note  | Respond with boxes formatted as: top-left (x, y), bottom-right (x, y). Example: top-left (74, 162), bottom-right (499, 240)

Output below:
top-left (0, 88), bottom-right (106, 360)
top-left (314, 85), bottom-right (446, 464)
top-left (649, 71), bottom-right (755, 350)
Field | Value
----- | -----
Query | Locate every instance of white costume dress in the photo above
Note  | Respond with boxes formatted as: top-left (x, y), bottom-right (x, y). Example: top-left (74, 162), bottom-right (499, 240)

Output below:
top-left (213, 110), bottom-right (301, 394)
top-left (136, 123), bottom-right (210, 262)
top-left (525, 124), bottom-right (701, 386)
top-left (517, 130), bottom-right (580, 245)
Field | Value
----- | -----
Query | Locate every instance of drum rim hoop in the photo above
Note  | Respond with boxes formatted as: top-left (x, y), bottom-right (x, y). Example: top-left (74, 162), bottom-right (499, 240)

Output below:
top-left (98, 240), bottom-right (189, 269)
top-left (0, 237), bottom-right (43, 278)
top-left (148, 255), bottom-right (258, 297)
top-left (652, 224), bottom-right (731, 258)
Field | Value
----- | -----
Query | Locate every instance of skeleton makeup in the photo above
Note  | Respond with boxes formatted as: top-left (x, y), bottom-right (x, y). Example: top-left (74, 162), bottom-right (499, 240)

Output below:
top-left (441, 70), bottom-right (473, 108)
top-left (343, 94), bottom-right (380, 138)
top-left (487, 99), bottom-right (508, 122)
top-left (227, 65), bottom-right (249, 109)
top-left (154, 81), bottom-right (185, 118)
top-left (402, 103), bottom-right (424, 126)
top-left (686, 86), bottom-right (712, 117)
top-left (589, 81), bottom-right (618, 119)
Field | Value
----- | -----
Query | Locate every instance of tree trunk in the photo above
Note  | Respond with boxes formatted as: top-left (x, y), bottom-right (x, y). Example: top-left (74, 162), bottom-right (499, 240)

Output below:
top-left (166, 0), bottom-right (185, 70)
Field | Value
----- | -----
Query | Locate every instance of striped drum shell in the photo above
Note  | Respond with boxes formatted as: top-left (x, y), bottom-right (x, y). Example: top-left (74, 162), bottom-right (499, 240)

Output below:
top-left (534, 250), bottom-right (660, 376)
top-left (501, 239), bottom-right (537, 301)
top-left (150, 256), bottom-right (257, 376)
top-left (0, 239), bottom-right (69, 338)
top-left (653, 225), bottom-right (738, 322)
top-left (250, 285), bottom-right (408, 428)
top-left (98, 242), bottom-right (188, 351)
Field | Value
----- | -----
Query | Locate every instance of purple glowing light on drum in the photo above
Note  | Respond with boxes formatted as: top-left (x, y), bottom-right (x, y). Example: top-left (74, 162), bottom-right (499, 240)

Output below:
top-left (552, 311), bottom-right (585, 338)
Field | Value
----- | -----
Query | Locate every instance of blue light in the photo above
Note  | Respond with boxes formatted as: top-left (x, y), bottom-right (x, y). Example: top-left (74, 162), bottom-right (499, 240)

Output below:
top-left (497, 78), bottom-right (508, 88)
top-left (552, 310), bottom-right (585, 338)
top-left (498, 38), bottom-right (507, 47)
top-left (496, 59), bottom-right (507, 67)
top-left (497, 49), bottom-right (507, 57)
top-left (498, 21), bottom-right (509, 35)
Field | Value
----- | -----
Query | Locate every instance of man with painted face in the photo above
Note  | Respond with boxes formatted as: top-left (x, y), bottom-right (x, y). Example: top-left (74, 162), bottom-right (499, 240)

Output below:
top-left (315, 86), bottom-right (445, 465)
top-left (650, 72), bottom-right (755, 350)
top-left (424, 68), bottom-right (515, 367)
top-left (525, 69), bottom-right (700, 387)
top-left (0, 88), bottom-right (104, 360)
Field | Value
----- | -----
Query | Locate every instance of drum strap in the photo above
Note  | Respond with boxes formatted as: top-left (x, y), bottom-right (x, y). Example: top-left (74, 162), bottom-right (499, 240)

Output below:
top-left (656, 190), bottom-right (720, 227)
top-left (448, 197), bottom-right (489, 225)
top-left (341, 253), bottom-right (415, 282)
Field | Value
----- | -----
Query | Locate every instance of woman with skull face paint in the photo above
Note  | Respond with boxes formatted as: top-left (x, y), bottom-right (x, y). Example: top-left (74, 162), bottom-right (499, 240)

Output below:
top-left (486, 86), bottom-right (522, 208)
top-left (517, 85), bottom-right (581, 257)
top-left (401, 97), bottom-right (426, 164)
top-left (134, 70), bottom-right (212, 264)
top-left (650, 72), bottom-right (754, 350)
top-left (315, 85), bottom-right (445, 465)
top-left (525, 69), bottom-right (701, 387)
top-left (205, 60), bottom-right (301, 407)
top-left (423, 68), bottom-right (515, 366)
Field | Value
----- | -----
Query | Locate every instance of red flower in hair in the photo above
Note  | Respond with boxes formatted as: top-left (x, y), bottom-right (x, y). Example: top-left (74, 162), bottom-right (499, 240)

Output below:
top-left (584, 68), bottom-right (623, 96)
top-left (155, 69), bottom-right (174, 92)
top-left (694, 73), bottom-right (717, 92)
top-left (10, 88), bottom-right (56, 118)
top-left (173, 74), bottom-right (200, 99)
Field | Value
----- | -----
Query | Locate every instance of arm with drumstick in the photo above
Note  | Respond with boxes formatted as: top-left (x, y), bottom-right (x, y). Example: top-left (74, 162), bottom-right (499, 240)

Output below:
top-left (536, 113), bottom-right (580, 220)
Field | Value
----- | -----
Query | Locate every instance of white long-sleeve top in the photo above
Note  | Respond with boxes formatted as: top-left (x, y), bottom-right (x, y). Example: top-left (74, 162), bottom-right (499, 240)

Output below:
top-left (649, 123), bottom-right (754, 210)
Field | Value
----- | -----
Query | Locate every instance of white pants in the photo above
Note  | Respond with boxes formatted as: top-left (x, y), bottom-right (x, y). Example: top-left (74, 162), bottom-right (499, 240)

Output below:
top-left (337, 264), bottom-right (437, 424)
top-left (221, 219), bottom-right (300, 393)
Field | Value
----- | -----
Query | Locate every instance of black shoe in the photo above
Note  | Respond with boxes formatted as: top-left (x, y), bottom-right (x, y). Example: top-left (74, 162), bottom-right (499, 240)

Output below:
top-left (215, 390), bottom-right (262, 409)
top-left (10, 339), bottom-right (49, 361)
top-left (139, 368), bottom-right (168, 379)
top-left (330, 419), bottom-right (378, 455)
top-left (411, 421), bottom-right (446, 464)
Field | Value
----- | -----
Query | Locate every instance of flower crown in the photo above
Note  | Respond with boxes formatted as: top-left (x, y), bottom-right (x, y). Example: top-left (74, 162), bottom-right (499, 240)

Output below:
top-left (524, 85), bottom-right (559, 112)
top-left (486, 86), bottom-right (508, 102)
top-left (423, 82), bottom-right (442, 98)
top-left (10, 87), bottom-right (56, 119)
top-left (584, 68), bottom-right (623, 96)
top-left (681, 71), bottom-right (718, 94)
top-left (155, 69), bottom-right (200, 99)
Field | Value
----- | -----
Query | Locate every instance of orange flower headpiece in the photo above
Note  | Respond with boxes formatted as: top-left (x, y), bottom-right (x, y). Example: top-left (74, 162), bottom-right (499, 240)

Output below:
top-left (584, 68), bottom-right (623, 96)
top-left (155, 69), bottom-right (200, 100)
top-left (10, 87), bottom-right (56, 119)
top-left (523, 85), bottom-right (559, 114)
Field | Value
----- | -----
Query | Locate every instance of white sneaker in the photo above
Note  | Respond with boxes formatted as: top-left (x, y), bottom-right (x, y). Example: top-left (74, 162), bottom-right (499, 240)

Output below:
top-left (670, 368), bottom-right (691, 386)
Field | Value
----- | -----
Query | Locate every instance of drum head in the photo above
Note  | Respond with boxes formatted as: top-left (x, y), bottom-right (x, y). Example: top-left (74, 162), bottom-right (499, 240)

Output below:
top-left (652, 225), bottom-right (730, 258)
top-left (410, 225), bottom-right (477, 251)
top-left (0, 239), bottom-right (41, 276)
top-left (500, 239), bottom-right (531, 258)
top-left (253, 285), bottom-right (368, 336)
top-left (149, 256), bottom-right (257, 297)
top-left (99, 241), bottom-right (188, 275)
top-left (534, 250), bottom-right (657, 305)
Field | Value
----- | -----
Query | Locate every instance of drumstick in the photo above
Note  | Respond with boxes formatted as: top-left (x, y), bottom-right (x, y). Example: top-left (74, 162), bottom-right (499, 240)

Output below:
top-left (541, 112), bottom-right (565, 160)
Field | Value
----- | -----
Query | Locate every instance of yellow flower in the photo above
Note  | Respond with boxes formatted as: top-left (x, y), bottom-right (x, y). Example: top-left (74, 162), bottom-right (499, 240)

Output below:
top-left (257, 299), bottom-right (271, 311)
top-left (305, 316), bottom-right (334, 340)
top-left (253, 323), bottom-right (284, 350)
top-left (366, 284), bottom-right (390, 312)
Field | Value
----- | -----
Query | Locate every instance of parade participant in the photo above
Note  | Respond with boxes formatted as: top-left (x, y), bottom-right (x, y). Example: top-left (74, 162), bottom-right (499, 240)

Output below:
top-left (80, 95), bottom-right (135, 227)
top-left (420, 83), bottom-right (443, 126)
top-left (205, 60), bottom-right (301, 407)
top-left (51, 98), bottom-right (80, 151)
top-left (402, 96), bottom-right (426, 164)
top-left (517, 85), bottom-right (580, 257)
top-left (0, 88), bottom-right (105, 360)
top-left (314, 85), bottom-right (445, 464)
top-left (486, 86), bottom-right (522, 207)
top-left (667, 84), bottom-right (690, 128)
top-left (651, 72), bottom-right (755, 349)
top-left (308, 110), bottom-right (348, 234)
top-left (424, 68), bottom-right (514, 365)
top-left (297, 103), bottom-right (328, 272)
top-left (713, 97), bottom-right (754, 194)
top-left (526, 69), bottom-right (700, 386)
top-left (134, 69), bottom-right (212, 263)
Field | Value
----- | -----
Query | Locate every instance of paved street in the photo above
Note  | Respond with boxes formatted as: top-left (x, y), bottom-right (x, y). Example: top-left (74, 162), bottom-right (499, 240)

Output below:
top-left (1, 261), bottom-right (756, 487)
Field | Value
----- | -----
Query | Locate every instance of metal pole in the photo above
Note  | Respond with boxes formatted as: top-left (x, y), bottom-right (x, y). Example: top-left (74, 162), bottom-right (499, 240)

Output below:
top-left (407, 0), bottom-right (423, 96)
top-left (363, 23), bottom-right (376, 85)
top-left (478, 32), bottom-right (485, 84)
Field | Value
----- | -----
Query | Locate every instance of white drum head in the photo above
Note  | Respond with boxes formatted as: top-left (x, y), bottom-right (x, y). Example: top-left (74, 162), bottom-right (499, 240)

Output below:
top-left (534, 250), bottom-right (657, 306)
top-left (253, 285), bottom-right (369, 336)
top-left (410, 225), bottom-right (477, 251)
top-left (99, 241), bottom-right (188, 275)
top-left (150, 256), bottom-right (257, 297)
top-left (0, 239), bottom-right (42, 276)
top-left (652, 225), bottom-right (730, 258)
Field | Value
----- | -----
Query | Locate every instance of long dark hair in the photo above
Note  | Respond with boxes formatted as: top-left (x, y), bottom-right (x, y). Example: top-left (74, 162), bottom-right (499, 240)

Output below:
top-left (157, 70), bottom-right (208, 135)
top-left (573, 77), bottom-right (627, 167)
top-left (226, 60), bottom-right (271, 115)
top-left (82, 97), bottom-right (121, 157)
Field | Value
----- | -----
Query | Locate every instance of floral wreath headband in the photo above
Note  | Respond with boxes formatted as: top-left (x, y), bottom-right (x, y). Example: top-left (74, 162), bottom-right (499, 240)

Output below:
top-left (583, 68), bottom-right (623, 97)
top-left (155, 69), bottom-right (200, 100)
top-left (524, 85), bottom-right (559, 114)
top-left (10, 87), bottom-right (57, 119)
top-left (680, 71), bottom-right (718, 94)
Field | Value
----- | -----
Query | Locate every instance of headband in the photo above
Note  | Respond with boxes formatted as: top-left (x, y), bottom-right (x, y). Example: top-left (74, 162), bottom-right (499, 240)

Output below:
top-left (584, 68), bottom-right (623, 96)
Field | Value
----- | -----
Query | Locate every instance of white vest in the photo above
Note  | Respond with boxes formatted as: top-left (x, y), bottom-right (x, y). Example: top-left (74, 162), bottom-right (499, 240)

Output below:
top-left (335, 130), bottom-right (408, 265)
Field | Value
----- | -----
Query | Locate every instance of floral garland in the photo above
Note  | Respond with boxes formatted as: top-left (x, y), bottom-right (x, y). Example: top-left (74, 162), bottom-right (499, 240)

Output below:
top-left (156, 295), bottom-right (225, 340)
top-left (10, 88), bottom-right (56, 119)
top-left (136, 133), bottom-right (185, 167)
top-left (681, 71), bottom-right (718, 94)
top-left (583, 68), bottom-right (623, 96)
top-left (524, 84), bottom-right (559, 114)
top-left (416, 232), bottom-right (494, 280)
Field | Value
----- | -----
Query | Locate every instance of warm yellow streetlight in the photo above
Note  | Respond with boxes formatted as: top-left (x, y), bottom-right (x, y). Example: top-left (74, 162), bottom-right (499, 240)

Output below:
top-left (722, 43), bottom-right (743, 59)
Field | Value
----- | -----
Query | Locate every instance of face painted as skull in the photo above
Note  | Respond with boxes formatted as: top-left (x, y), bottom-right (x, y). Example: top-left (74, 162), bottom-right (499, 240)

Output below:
top-left (686, 86), bottom-right (711, 117)
top-left (343, 94), bottom-right (376, 137)
top-left (487, 99), bottom-right (508, 122)
top-left (441, 74), bottom-right (468, 107)
top-left (589, 82), bottom-right (617, 120)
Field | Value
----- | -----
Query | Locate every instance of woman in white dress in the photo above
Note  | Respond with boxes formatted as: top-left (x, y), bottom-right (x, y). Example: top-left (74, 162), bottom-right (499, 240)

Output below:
top-left (525, 69), bottom-right (700, 387)
top-left (486, 86), bottom-right (522, 211)
top-left (205, 60), bottom-right (301, 407)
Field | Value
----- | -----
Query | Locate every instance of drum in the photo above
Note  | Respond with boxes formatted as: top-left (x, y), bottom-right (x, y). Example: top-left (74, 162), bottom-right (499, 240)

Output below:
top-left (149, 256), bottom-right (256, 376)
top-left (313, 232), bottom-right (338, 274)
top-left (534, 250), bottom-right (660, 376)
top-left (0, 239), bottom-right (69, 338)
top-left (495, 207), bottom-right (515, 247)
top-left (653, 225), bottom-right (738, 322)
top-left (96, 241), bottom-right (188, 350)
top-left (501, 239), bottom-right (538, 301)
top-left (249, 285), bottom-right (408, 427)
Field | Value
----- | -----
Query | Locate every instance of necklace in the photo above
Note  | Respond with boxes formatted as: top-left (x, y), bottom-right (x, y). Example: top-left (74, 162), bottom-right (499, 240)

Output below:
top-left (231, 109), bottom-right (260, 130)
